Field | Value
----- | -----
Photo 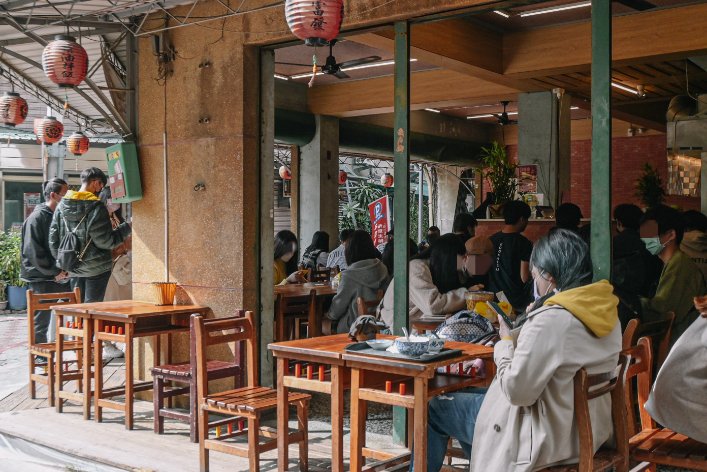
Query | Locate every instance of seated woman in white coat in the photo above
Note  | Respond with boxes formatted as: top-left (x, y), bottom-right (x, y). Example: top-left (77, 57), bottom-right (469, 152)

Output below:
top-left (422, 229), bottom-right (622, 472)
top-left (378, 233), bottom-right (482, 330)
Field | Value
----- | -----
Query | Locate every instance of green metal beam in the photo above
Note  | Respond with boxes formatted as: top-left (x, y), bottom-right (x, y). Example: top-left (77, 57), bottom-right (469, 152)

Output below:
top-left (590, 0), bottom-right (612, 280)
top-left (392, 20), bottom-right (410, 446)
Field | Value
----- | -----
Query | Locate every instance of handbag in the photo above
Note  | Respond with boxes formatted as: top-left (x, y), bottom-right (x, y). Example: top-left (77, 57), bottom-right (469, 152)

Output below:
top-left (433, 309), bottom-right (496, 344)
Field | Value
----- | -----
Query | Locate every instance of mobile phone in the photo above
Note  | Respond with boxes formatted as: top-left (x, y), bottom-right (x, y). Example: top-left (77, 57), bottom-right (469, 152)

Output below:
top-left (486, 301), bottom-right (514, 328)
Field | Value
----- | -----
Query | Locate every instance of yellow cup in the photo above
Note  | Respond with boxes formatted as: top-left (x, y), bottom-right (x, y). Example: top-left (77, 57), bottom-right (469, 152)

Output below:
top-left (152, 282), bottom-right (177, 305)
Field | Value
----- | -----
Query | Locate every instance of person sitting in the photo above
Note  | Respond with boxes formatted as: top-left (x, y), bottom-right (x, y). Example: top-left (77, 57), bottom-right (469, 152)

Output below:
top-left (555, 202), bottom-right (583, 233)
top-left (418, 226), bottom-right (441, 252)
top-left (424, 229), bottom-right (622, 472)
top-left (379, 233), bottom-right (482, 329)
top-left (680, 210), bottom-right (707, 282)
top-left (300, 231), bottom-right (329, 270)
top-left (326, 230), bottom-right (389, 333)
top-left (274, 230), bottom-right (306, 285)
top-left (639, 205), bottom-right (706, 347)
top-left (488, 200), bottom-right (533, 313)
top-left (326, 229), bottom-right (354, 271)
top-left (380, 237), bottom-right (415, 278)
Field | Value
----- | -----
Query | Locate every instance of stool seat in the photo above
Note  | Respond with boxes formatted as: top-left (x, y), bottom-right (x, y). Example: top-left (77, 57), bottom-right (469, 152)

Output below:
top-left (31, 340), bottom-right (83, 355)
top-left (152, 360), bottom-right (236, 378)
top-left (204, 386), bottom-right (310, 415)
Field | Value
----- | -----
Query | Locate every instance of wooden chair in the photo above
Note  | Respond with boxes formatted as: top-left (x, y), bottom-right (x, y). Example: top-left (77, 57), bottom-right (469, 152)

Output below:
top-left (274, 290), bottom-right (316, 342)
top-left (151, 312), bottom-right (243, 442)
top-left (356, 290), bottom-right (385, 317)
top-left (540, 355), bottom-right (629, 472)
top-left (622, 318), bottom-right (639, 350)
top-left (27, 288), bottom-right (82, 407)
top-left (195, 312), bottom-right (310, 472)
top-left (308, 267), bottom-right (331, 283)
top-left (635, 312), bottom-right (674, 372)
top-left (623, 337), bottom-right (707, 471)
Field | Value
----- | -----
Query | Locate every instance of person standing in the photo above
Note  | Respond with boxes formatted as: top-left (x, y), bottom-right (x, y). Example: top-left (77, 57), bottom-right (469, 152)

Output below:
top-left (49, 168), bottom-right (131, 304)
top-left (21, 178), bottom-right (69, 344)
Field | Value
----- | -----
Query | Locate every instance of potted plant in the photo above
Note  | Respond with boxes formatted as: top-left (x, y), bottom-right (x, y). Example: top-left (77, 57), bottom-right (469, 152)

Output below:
top-left (0, 230), bottom-right (27, 310)
top-left (480, 141), bottom-right (517, 218)
top-left (0, 281), bottom-right (7, 311)
top-left (635, 163), bottom-right (666, 209)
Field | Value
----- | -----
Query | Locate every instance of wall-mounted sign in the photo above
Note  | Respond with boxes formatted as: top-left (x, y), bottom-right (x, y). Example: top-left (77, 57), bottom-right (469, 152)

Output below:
top-left (517, 164), bottom-right (538, 194)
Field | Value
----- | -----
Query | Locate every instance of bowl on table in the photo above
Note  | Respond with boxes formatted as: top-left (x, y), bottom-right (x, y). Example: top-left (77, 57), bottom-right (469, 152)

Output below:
top-left (366, 339), bottom-right (393, 351)
top-left (394, 336), bottom-right (430, 357)
top-left (426, 335), bottom-right (445, 353)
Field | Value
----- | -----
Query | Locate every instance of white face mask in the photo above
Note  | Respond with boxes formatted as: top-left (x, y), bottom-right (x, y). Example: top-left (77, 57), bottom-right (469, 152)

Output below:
top-left (533, 270), bottom-right (554, 301)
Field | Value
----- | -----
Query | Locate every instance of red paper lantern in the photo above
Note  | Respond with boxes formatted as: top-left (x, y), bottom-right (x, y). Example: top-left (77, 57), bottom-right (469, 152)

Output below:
top-left (66, 131), bottom-right (90, 156)
top-left (42, 35), bottom-right (89, 88)
top-left (338, 170), bottom-right (347, 185)
top-left (36, 116), bottom-right (64, 144)
top-left (285, 0), bottom-right (344, 47)
top-left (279, 165), bottom-right (292, 180)
top-left (381, 173), bottom-right (394, 188)
top-left (0, 92), bottom-right (28, 127)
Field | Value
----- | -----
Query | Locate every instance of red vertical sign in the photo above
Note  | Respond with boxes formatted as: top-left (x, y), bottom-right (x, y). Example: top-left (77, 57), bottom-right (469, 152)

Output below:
top-left (368, 195), bottom-right (391, 247)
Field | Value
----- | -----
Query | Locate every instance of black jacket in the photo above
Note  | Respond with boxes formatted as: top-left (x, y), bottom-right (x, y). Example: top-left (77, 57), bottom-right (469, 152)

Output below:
top-left (49, 192), bottom-right (131, 277)
top-left (21, 203), bottom-right (62, 282)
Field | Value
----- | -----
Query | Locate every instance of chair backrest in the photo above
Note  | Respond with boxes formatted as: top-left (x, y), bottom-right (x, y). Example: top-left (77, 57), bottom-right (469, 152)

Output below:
top-left (622, 337), bottom-right (655, 437)
top-left (573, 355), bottom-right (629, 471)
top-left (622, 318), bottom-right (639, 350)
top-left (275, 290), bottom-right (316, 316)
top-left (26, 288), bottom-right (81, 346)
top-left (356, 290), bottom-right (385, 317)
top-left (635, 312), bottom-right (674, 370)
top-left (189, 309), bottom-right (245, 386)
top-left (308, 268), bottom-right (331, 283)
top-left (193, 311), bottom-right (257, 405)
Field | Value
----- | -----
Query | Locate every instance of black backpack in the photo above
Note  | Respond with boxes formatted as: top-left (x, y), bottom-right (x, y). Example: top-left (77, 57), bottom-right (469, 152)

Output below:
top-left (56, 205), bottom-right (96, 272)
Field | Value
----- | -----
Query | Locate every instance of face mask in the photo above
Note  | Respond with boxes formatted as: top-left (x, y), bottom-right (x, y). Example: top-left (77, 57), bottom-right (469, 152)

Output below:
top-left (533, 271), bottom-right (554, 301)
top-left (641, 237), bottom-right (664, 256)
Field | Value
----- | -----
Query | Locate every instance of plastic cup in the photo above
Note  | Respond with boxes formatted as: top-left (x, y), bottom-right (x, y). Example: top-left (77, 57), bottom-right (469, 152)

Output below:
top-left (465, 290), bottom-right (495, 311)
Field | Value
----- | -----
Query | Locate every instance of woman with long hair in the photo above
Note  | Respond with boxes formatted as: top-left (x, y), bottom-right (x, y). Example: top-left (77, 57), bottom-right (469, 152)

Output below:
top-left (274, 230), bottom-right (305, 285)
top-left (300, 231), bottom-right (330, 270)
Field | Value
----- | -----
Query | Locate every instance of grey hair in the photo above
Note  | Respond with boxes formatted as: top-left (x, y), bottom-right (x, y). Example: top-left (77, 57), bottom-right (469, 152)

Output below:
top-left (530, 228), bottom-right (593, 291)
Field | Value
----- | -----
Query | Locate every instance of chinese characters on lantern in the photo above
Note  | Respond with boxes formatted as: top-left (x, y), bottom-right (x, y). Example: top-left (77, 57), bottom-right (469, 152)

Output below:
top-left (311, 1), bottom-right (325, 31)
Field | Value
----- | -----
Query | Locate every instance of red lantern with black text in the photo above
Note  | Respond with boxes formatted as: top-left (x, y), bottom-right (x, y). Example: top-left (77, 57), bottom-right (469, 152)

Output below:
top-left (381, 173), bottom-right (394, 188)
top-left (279, 165), bottom-right (292, 180)
top-left (36, 116), bottom-right (64, 144)
top-left (42, 35), bottom-right (89, 88)
top-left (338, 170), bottom-right (347, 185)
top-left (0, 92), bottom-right (28, 127)
top-left (285, 0), bottom-right (344, 47)
top-left (66, 131), bottom-right (90, 156)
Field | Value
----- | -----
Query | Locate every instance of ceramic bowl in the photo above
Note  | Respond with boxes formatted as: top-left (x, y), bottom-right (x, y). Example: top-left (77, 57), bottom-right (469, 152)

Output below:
top-left (394, 336), bottom-right (430, 357)
top-left (426, 336), bottom-right (445, 353)
top-left (366, 339), bottom-right (393, 351)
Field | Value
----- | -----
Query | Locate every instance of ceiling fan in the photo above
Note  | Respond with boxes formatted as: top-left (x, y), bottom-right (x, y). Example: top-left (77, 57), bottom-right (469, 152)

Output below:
top-left (495, 101), bottom-right (517, 126)
top-left (275, 39), bottom-right (381, 79)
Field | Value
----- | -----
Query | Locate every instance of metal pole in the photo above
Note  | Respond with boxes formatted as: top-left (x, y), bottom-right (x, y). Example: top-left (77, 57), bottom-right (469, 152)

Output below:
top-left (345, 177), bottom-right (356, 228)
top-left (590, 0), bottom-right (612, 281)
top-left (392, 20), bottom-right (410, 446)
top-left (417, 166), bottom-right (423, 243)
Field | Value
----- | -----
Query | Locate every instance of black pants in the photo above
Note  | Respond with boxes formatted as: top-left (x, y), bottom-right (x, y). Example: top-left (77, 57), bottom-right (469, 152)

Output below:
top-left (28, 280), bottom-right (71, 344)
top-left (71, 271), bottom-right (112, 304)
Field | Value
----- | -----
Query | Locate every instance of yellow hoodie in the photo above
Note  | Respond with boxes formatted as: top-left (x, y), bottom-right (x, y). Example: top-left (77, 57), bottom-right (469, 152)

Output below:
top-left (543, 280), bottom-right (618, 337)
top-left (65, 190), bottom-right (100, 201)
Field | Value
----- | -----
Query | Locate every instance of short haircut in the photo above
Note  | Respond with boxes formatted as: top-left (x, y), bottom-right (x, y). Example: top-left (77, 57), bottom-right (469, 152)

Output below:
top-left (80, 167), bottom-right (107, 185)
top-left (503, 200), bottom-right (531, 225)
top-left (43, 178), bottom-right (67, 200)
top-left (555, 203), bottom-right (583, 230)
top-left (682, 210), bottom-right (707, 233)
top-left (427, 226), bottom-right (440, 233)
top-left (452, 213), bottom-right (477, 233)
top-left (613, 203), bottom-right (643, 231)
top-left (339, 228), bottom-right (354, 243)
top-left (530, 228), bottom-right (592, 291)
top-left (345, 230), bottom-right (380, 265)
top-left (641, 204), bottom-right (685, 244)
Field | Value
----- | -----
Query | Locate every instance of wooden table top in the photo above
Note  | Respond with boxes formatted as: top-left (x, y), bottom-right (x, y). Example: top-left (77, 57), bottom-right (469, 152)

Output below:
top-left (50, 300), bottom-right (209, 319)
top-left (274, 283), bottom-right (337, 298)
top-left (269, 333), bottom-right (352, 360)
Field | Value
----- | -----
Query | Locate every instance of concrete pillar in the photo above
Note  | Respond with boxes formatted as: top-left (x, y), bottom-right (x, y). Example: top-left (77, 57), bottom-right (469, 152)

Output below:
top-left (298, 115), bottom-right (339, 253)
top-left (518, 91), bottom-right (571, 208)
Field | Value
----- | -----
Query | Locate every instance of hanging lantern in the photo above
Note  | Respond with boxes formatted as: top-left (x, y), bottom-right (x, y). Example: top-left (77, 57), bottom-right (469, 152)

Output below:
top-left (381, 173), bottom-right (394, 188)
top-left (0, 92), bottom-right (28, 127)
top-left (338, 170), bottom-right (347, 185)
top-left (66, 131), bottom-right (90, 156)
top-left (36, 116), bottom-right (64, 144)
top-left (279, 165), bottom-right (292, 180)
top-left (285, 0), bottom-right (344, 47)
top-left (42, 35), bottom-right (89, 88)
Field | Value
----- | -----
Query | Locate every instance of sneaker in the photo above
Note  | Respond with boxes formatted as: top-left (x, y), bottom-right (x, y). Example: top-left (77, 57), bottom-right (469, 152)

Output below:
top-left (102, 342), bottom-right (124, 359)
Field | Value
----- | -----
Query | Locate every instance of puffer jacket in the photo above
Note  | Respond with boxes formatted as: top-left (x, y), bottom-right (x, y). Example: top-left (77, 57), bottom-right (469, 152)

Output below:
top-left (49, 190), bottom-right (131, 277)
top-left (21, 203), bottom-right (61, 282)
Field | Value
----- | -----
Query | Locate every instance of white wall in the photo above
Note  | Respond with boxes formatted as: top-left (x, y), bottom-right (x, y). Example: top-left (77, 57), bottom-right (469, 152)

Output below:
top-left (0, 142), bottom-right (109, 173)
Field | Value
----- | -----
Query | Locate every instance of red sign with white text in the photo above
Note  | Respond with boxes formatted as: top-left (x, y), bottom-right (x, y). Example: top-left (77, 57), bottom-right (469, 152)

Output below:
top-left (368, 196), bottom-right (391, 248)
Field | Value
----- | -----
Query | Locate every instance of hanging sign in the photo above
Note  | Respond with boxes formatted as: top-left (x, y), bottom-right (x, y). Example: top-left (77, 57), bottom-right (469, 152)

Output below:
top-left (368, 195), bottom-right (391, 248)
top-left (517, 164), bottom-right (538, 194)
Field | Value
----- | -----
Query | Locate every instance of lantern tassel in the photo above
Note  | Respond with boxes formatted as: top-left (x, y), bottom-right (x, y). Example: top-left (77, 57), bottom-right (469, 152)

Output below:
top-left (308, 53), bottom-right (317, 88)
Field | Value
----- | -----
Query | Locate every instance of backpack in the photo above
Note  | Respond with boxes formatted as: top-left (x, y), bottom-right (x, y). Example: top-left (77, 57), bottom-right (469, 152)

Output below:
top-left (56, 206), bottom-right (95, 272)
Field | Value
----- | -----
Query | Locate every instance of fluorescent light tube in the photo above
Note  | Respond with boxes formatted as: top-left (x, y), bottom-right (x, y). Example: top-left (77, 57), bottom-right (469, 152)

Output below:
top-left (611, 82), bottom-right (640, 95)
top-left (520, 1), bottom-right (591, 17)
top-left (290, 59), bottom-right (418, 79)
top-left (493, 10), bottom-right (510, 18)
top-left (467, 111), bottom-right (518, 120)
top-left (274, 74), bottom-right (289, 80)
top-left (424, 108), bottom-right (441, 113)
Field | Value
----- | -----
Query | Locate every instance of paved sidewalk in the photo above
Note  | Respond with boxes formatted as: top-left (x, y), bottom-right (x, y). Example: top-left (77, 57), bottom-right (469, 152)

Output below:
top-left (0, 314), bottom-right (28, 402)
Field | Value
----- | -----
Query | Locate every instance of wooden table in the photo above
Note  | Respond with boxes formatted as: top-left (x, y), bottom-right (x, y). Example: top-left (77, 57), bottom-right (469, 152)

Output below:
top-left (342, 339), bottom-right (494, 472)
top-left (53, 301), bottom-right (209, 430)
top-left (274, 283), bottom-right (337, 338)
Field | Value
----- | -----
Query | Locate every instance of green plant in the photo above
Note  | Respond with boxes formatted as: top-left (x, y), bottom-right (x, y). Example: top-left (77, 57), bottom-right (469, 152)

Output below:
top-left (339, 182), bottom-right (385, 232)
top-left (479, 141), bottom-right (517, 204)
top-left (635, 163), bottom-right (666, 209)
top-left (0, 231), bottom-right (25, 288)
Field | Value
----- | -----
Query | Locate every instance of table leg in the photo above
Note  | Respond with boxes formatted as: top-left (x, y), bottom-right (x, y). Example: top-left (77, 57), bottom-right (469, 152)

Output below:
top-left (82, 317), bottom-right (93, 420)
top-left (94, 319), bottom-right (103, 422)
top-left (412, 376), bottom-right (428, 472)
top-left (154, 334), bottom-right (161, 367)
top-left (55, 313), bottom-right (64, 413)
top-left (350, 368), bottom-right (366, 472)
top-left (331, 365), bottom-right (344, 472)
top-left (277, 357), bottom-right (288, 472)
top-left (124, 322), bottom-right (134, 430)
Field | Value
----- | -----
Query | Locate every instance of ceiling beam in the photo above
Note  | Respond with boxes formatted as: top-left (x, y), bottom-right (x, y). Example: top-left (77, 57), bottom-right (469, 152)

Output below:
top-left (0, 28), bottom-right (122, 46)
top-left (570, 97), bottom-right (666, 133)
top-left (0, 16), bottom-right (125, 31)
top-left (504, 3), bottom-right (707, 78)
top-left (307, 69), bottom-right (518, 117)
